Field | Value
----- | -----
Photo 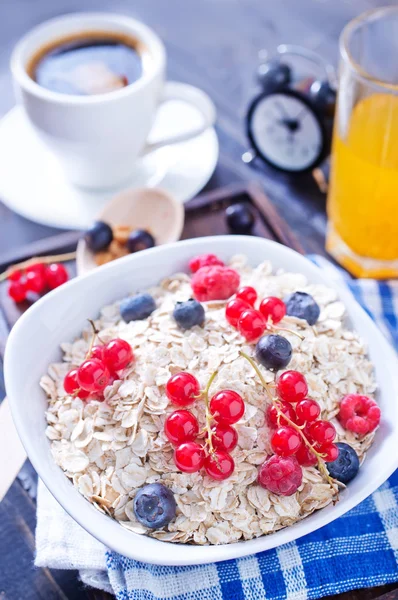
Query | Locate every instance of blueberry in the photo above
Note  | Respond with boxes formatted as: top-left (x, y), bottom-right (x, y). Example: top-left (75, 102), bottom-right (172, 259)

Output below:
top-left (226, 203), bottom-right (255, 234)
top-left (173, 298), bottom-right (205, 330)
top-left (133, 483), bottom-right (176, 529)
top-left (85, 221), bottom-right (113, 252)
top-left (120, 293), bottom-right (156, 322)
top-left (284, 291), bottom-right (320, 325)
top-left (256, 61), bottom-right (291, 93)
top-left (255, 334), bottom-right (292, 371)
top-left (326, 443), bottom-right (359, 484)
top-left (127, 229), bottom-right (155, 253)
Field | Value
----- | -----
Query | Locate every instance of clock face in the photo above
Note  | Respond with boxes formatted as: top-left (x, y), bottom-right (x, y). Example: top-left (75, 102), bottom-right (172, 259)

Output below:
top-left (248, 91), bottom-right (324, 172)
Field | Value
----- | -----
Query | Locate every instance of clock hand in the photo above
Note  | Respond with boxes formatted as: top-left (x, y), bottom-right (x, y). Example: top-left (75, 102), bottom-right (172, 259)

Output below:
top-left (278, 118), bottom-right (300, 133)
top-left (294, 106), bottom-right (307, 121)
top-left (274, 100), bottom-right (292, 121)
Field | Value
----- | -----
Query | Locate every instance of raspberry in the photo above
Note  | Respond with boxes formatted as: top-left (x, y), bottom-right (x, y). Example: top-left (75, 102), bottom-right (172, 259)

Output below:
top-left (258, 455), bottom-right (302, 496)
top-left (191, 266), bottom-right (240, 302)
top-left (189, 254), bottom-right (224, 273)
top-left (338, 394), bottom-right (381, 435)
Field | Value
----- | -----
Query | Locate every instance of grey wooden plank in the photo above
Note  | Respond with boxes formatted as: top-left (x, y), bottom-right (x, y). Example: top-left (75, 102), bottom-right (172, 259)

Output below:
top-left (0, 2), bottom-right (395, 600)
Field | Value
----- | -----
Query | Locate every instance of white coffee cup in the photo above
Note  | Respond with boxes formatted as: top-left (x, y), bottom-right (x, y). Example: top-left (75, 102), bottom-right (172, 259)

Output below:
top-left (11, 13), bottom-right (216, 190)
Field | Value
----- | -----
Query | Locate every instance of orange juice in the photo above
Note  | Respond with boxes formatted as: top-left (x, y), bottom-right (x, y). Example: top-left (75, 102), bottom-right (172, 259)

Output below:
top-left (327, 93), bottom-right (398, 278)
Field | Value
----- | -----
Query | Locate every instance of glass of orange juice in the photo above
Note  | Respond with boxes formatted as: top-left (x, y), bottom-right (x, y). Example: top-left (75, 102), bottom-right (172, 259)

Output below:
top-left (327, 7), bottom-right (398, 278)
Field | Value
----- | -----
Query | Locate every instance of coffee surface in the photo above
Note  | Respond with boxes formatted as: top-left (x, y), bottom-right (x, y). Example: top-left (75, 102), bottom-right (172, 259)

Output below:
top-left (27, 31), bottom-right (144, 96)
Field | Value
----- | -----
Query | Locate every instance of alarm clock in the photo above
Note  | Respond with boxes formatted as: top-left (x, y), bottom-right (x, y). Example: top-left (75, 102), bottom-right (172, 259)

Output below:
top-left (244, 45), bottom-right (336, 174)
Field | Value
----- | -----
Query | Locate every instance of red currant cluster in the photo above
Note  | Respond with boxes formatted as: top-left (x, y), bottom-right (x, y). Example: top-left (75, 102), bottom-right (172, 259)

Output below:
top-left (7, 262), bottom-right (69, 303)
top-left (164, 371), bottom-right (245, 480)
top-left (267, 370), bottom-right (338, 465)
top-left (240, 352), bottom-right (339, 496)
top-left (64, 337), bottom-right (133, 401)
top-left (226, 286), bottom-right (287, 342)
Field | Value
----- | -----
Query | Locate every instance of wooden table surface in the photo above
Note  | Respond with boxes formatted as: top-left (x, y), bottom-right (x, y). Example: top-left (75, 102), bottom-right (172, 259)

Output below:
top-left (0, 1), bottom-right (397, 599)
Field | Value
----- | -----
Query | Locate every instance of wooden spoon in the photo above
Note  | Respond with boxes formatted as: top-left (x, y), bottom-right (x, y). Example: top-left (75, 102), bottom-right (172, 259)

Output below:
top-left (76, 187), bottom-right (184, 275)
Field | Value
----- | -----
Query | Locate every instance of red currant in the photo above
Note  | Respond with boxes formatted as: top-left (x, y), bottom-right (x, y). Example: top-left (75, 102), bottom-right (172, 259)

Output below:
top-left (166, 372), bottom-right (200, 407)
top-left (25, 269), bottom-right (46, 293)
top-left (225, 298), bottom-right (250, 327)
top-left (174, 441), bottom-right (205, 473)
top-left (236, 286), bottom-right (257, 307)
top-left (321, 443), bottom-right (339, 462)
top-left (204, 450), bottom-right (235, 480)
top-left (26, 263), bottom-right (46, 278)
top-left (237, 309), bottom-right (266, 342)
top-left (210, 390), bottom-right (245, 424)
top-left (308, 420), bottom-right (336, 445)
top-left (77, 389), bottom-right (91, 400)
top-left (164, 410), bottom-right (199, 445)
top-left (271, 426), bottom-right (302, 457)
top-left (295, 443), bottom-right (318, 467)
top-left (63, 369), bottom-right (90, 399)
top-left (211, 423), bottom-right (238, 452)
top-left (267, 401), bottom-right (296, 428)
top-left (258, 455), bottom-right (302, 496)
top-left (295, 398), bottom-right (321, 425)
top-left (104, 338), bottom-right (133, 371)
top-left (7, 269), bottom-right (22, 282)
top-left (277, 371), bottom-right (308, 403)
top-left (259, 297), bottom-right (286, 324)
top-left (8, 280), bottom-right (27, 303)
top-left (91, 345), bottom-right (105, 362)
top-left (77, 359), bottom-right (110, 392)
top-left (46, 263), bottom-right (68, 290)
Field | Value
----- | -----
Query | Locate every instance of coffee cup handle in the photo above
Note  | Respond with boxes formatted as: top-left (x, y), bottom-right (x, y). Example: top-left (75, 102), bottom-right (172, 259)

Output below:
top-left (142, 81), bottom-right (216, 154)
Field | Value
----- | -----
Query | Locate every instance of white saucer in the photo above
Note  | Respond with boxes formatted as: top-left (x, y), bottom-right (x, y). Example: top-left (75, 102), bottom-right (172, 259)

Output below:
top-left (0, 102), bottom-right (219, 230)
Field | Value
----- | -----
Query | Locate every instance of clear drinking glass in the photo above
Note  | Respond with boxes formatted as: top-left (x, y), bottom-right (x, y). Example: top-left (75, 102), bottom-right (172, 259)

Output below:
top-left (326, 7), bottom-right (398, 278)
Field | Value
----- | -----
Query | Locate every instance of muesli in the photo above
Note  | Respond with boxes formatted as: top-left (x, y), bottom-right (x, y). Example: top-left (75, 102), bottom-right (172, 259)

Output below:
top-left (41, 253), bottom-right (381, 545)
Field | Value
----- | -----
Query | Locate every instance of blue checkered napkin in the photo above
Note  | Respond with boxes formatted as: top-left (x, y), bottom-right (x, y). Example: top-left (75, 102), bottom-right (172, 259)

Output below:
top-left (105, 258), bottom-right (398, 600)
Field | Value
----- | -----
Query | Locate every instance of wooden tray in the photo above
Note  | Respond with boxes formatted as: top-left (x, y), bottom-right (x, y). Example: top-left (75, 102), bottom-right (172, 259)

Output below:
top-left (0, 183), bottom-right (303, 330)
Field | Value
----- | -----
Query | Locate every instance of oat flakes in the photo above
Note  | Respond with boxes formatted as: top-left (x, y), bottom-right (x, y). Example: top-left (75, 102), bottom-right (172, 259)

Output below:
top-left (41, 256), bottom-right (377, 545)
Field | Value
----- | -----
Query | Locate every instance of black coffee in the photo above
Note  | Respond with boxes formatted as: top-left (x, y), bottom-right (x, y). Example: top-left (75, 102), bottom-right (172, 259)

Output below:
top-left (27, 31), bottom-right (144, 96)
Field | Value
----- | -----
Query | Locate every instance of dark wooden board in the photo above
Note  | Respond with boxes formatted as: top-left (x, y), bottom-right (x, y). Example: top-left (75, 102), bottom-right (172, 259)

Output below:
top-left (1, 1), bottom-right (397, 598)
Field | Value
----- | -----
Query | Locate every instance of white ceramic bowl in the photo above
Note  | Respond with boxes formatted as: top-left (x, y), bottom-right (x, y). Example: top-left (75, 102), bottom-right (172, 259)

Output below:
top-left (5, 236), bottom-right (398, 566)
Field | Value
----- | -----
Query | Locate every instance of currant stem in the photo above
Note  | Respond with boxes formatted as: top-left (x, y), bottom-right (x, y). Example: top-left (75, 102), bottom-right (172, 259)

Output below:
top-left (239, 351), bottom-right (273, 401)
top-left (266, 317), bottom-right (303, 340)
top-left (86, 319), bottom-right (99, 358)
top-left (202, 370), bottom-right (219, 455)
top-left (0, 251), bottom-right (77, 282)
top-left (239, 351), bottom-right (338, 491)
top-left (270, 324), bottom-right (304, 341)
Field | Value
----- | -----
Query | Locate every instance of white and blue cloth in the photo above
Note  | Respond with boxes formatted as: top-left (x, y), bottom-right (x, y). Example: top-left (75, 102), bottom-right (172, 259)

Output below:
top-left (36, 258), bottom-right (398, 599)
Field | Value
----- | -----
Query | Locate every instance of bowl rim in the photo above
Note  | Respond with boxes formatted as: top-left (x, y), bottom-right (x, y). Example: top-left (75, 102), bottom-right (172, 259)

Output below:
top-left (5, 235), bottom-right (398, 565)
